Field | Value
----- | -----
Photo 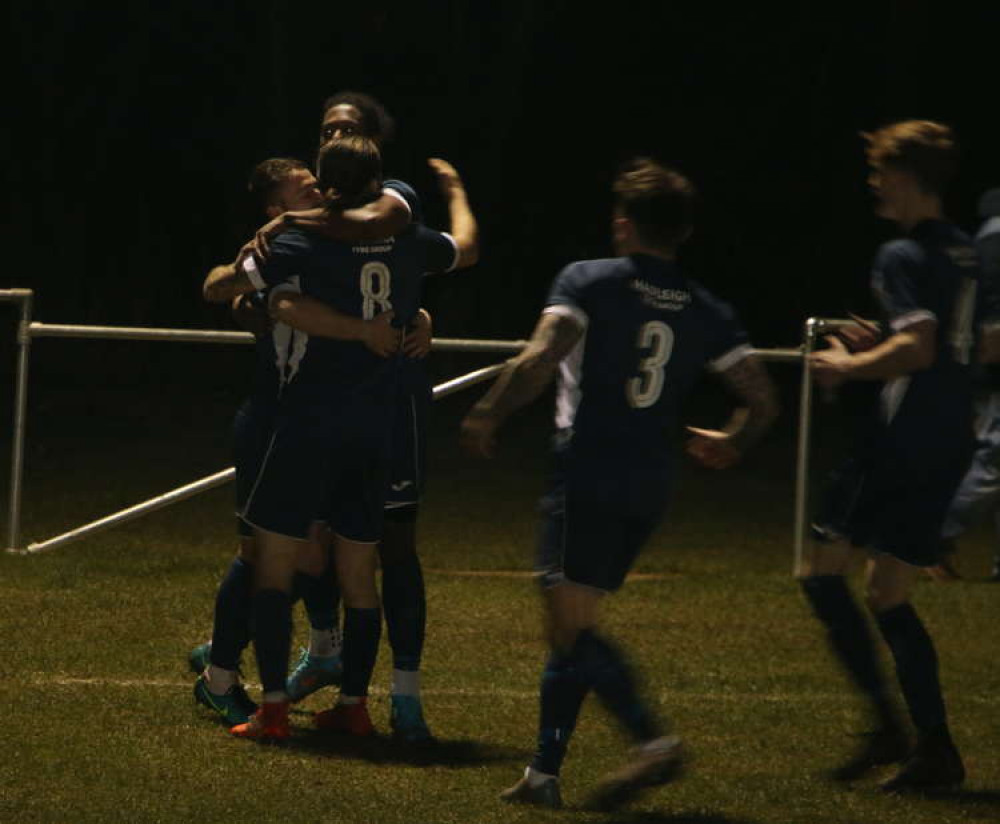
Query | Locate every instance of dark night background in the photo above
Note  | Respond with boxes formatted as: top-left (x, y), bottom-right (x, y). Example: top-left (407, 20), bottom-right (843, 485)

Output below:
top-left (3, 1), bottom-right (1000, 390)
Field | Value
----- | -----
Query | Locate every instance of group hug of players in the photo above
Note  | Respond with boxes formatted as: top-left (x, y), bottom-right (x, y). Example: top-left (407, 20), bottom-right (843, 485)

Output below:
top-left (186, 90), bottom-right (993, 811)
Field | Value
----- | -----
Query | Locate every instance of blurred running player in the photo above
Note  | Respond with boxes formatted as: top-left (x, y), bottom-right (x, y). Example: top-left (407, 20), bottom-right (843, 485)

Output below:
top-left (462, 158), bottom-right (778, 810)
top-left (805, 121), bottom-right (977, 791)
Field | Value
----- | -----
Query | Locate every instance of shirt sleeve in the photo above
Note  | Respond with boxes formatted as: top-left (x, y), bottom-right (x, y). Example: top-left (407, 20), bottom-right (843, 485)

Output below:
top-left (248, 231), bottom-right (312, 290)
top-left (871, 241), bottom-right (936, 331)
top-left (700, 292), bottom-right (752, 372)
top-left (383, 179), bottom-right (423, 223)
top-left (414, 225), bottom-right (459, 274)
top-left (542, 263), bottom-right (589, 330)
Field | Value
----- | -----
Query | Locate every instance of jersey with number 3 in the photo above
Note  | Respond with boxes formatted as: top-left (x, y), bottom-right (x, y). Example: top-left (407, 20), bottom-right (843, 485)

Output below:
top-left (251, 224), bottom-right (457, 402)
top-left (870, 219), bottom-right (980, 454)
top-left (544, 254), bottom-right (750, 467)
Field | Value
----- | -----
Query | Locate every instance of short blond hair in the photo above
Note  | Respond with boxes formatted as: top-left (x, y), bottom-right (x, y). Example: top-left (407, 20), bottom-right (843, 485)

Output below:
top-left (862, 120), bottom-right (958, 194)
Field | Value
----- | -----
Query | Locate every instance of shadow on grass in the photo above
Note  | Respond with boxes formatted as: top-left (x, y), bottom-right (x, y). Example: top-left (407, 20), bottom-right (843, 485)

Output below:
top-left (917, 787), bottom-right (1000, 808)
top-left (277, 728), bottom-right (526, 767)
top-left (582, 812), bottom-right (757, 824)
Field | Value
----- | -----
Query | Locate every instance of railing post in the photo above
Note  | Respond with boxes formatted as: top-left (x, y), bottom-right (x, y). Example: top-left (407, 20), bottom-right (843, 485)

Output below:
top-left (793, 316), bottom-right (819, 576)
top-left (6, 290), bottom-right (33, 553)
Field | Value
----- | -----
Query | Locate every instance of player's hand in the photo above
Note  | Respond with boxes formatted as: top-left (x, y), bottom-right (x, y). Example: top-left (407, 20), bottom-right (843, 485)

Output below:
top-left (428, 157), bottom-right (464, 196)
top-left (460, 408), bottom-right (498, 459)
top-left (231, 294), bottom-right (271, 338)
top-left (361, 310), bottom-right (401, 357)
top-left (685, 427), bottom-right (741, 469)
top-left (809, 336), bottom-right (854, 389)
top-left (837, 313), bottom-right (880, 352)
top-left (404, 309), bottom-right (433, 359)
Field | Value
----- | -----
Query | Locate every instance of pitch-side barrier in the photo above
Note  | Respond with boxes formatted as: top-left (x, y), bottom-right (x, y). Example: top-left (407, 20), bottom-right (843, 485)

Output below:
top-left (0, 288), bottom-right (842, 571)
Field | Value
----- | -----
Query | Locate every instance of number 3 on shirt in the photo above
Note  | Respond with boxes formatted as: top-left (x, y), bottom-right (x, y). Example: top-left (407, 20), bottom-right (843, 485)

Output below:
top-left (360, 262), bottom-right (392, 320)
top-left (627, 320), bottom-right (674, 408)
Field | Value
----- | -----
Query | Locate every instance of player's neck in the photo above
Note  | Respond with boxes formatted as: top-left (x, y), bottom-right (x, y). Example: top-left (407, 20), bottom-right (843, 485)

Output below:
top-left (895, 195), bottom-right (944, 233)
top-left (617, 240), bottom-right (677, 262)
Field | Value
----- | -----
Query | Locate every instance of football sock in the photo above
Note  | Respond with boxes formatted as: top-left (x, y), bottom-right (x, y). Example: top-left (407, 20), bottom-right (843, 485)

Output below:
top-left (391, 669), bottom-right (420, 697)
top-left (800, 575), bottom-right (898, 729)
top-left (341, 607), bottom-right (382, 698)
top-left (209, 557), bottom-right (254, 671)
top-left (574, 629), bottom-right (662, 743)
top-left (382, 551), bottom-right (426, 673)
top-left (294, 562), bottom-right (340, 633)
top-left (205, 665), bottom-right (238, 695)
top-left (531, 651), bottom-right (589, 776)
top-left (875, 602), bottom-right (948, 735)
top-left (309, 626), bottom-right (341, 659)
top-left (252, 588), bottom-right (293, 696)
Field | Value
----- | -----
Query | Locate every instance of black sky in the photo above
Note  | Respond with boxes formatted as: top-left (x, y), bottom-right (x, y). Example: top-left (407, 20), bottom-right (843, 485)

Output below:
top-left (5, 1), bottom-right (1000, 368)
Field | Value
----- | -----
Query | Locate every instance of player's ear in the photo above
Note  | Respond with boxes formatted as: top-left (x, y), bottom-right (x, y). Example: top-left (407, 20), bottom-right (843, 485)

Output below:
top-left (611, 215), bottom-right (632, 245)
top-left (265, 203), bottom-right (282, 220)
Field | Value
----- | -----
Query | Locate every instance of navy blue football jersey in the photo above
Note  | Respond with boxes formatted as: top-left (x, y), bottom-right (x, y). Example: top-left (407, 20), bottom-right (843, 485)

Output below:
top-left (247, 223), bottom-right (457, 400)
top-left (870, 219), bottom-right (980, 448)
top-left (545, 254), bottom-right (750, 463)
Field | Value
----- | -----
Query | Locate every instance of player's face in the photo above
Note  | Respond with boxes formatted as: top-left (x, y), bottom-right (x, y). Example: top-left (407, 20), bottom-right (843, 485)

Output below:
top-left (272, 169), bottom-right (323, 214)
top-left (320, 104), bottom-right (365, 143)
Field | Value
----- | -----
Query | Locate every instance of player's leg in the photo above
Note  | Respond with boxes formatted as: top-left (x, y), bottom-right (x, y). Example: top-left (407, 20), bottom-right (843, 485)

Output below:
top-left (380, 508), bottom-right (431, 742)
top-left (192, 535), bottom-right (259, 725)
top-left (314, 534), bottom-right (380, 736)
top-left (229, 526), bottom-right (300, 740)
top-left (934, 393), bottom-right (1000, 579)
top-left (865, 554), bottom-right (965, 791)
top-left (797, 538), bottom-right (908, 778)
top-left (287, 527), bottom-right (343, 701)
top-left (381, 383), bottom-right (433, 740)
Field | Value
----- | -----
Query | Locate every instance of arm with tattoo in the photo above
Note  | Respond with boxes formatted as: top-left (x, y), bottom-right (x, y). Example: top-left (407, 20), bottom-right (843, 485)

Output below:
top-left (686, 355), bottom-right (779, 468)
top-left (461, 312), bottom-right (583, 457)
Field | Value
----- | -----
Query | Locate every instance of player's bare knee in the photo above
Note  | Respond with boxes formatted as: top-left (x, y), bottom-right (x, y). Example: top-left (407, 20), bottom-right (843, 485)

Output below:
top-left (237, 537), bottom-right (257, 564)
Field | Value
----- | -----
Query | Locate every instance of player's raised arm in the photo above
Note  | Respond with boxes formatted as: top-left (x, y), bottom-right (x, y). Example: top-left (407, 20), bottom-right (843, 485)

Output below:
top-left (262, 189), bottom-right (413, 249)
top-left (461, 312), bottom-right (582, 457)
top-left (428, 158), bottom-right (479, 269)
top-left (686, 355), bottom-right (779, 469)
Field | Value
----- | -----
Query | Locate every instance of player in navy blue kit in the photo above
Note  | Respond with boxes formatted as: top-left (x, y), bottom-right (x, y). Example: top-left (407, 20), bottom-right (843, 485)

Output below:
top-left (257, 92), bottom-right (474, 741)
top-left (805, 121), bottom-right (978, 791)
top-left (462, 159), bottom-right (778, 810)
top-left (190, 157), bottom-right (404, 726)
top-left (204, 135), bottom-right (475, 740)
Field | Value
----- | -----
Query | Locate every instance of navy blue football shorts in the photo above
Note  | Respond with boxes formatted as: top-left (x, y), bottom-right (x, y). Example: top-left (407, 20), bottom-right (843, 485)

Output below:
top-left (383, 380), bottom-right (431, 514)
top-left (813, 443), bottom-right (974, 567)
top-left (536, 441), bottom-right (670, 592)
top-left (233, 397), bottom-right (275, 540)
top-left (241, 403), bottom-right (389, 544)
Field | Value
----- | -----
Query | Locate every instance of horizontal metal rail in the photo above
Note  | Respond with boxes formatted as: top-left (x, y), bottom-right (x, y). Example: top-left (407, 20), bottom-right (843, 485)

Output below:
top-left (18, 361), bottom-right (512, 555)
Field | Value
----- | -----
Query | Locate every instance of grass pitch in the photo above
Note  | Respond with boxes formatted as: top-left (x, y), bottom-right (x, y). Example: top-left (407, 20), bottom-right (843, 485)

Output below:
top-left (1, 383), bottom-right (999, 823)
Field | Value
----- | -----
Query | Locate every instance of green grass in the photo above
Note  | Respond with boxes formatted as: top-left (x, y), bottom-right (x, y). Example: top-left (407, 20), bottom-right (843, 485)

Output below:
top-left (1, 388), bottom-right (999, 823)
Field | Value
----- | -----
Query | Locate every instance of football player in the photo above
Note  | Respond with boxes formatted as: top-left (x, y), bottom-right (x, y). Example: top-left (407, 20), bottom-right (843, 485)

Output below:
top-left (805, 120), bottom-right (978, 791)
top-left (462, 158), bottom-right (778, 809)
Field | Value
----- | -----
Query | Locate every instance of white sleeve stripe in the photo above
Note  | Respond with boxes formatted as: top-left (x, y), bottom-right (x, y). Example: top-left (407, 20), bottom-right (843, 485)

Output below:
top-left (242, 256), bottom-right (266, 291)
top-left (542, 303), bottom-right (589, 331)
top-left (441, 233), bottom-right (460, 272)
top-left (382, 187), bottom-right (412, 216)
top-left (708, 343), bottom-right (754, 373)
top-left (890, 309), bottom-right (937, 331)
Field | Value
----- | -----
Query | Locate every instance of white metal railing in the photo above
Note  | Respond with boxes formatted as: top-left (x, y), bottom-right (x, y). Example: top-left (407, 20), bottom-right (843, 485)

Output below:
top-left (0, 288), bottom-right (835, 568)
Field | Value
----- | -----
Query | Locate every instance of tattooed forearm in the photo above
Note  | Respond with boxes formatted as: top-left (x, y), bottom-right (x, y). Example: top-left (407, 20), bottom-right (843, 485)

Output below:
top-left (717, 355), bottom-right (779, 452)
top-left (471, 312), bottom-right (583, 425)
